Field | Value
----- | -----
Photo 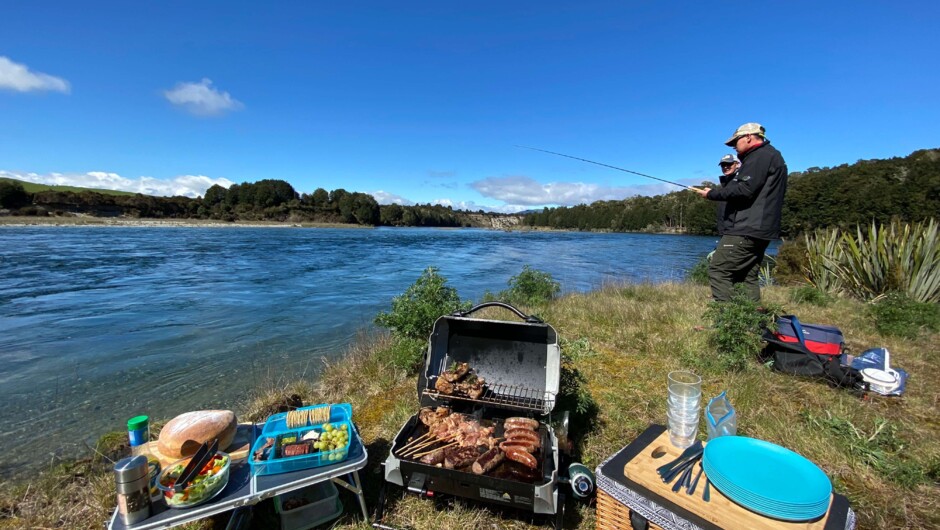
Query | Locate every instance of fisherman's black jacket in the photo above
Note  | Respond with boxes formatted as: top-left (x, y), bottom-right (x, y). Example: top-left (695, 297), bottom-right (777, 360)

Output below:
top-left (706, 141), bottom-right (788, 240)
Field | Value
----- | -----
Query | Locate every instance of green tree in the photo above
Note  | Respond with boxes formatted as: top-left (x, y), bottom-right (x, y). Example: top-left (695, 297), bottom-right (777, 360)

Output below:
top-left (374, 267), bottom-right (470, 341)
top-left (0, 181), bottom-right (30, 209)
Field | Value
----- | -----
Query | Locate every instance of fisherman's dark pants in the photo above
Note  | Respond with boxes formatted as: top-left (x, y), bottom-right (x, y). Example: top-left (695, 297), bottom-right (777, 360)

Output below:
top-left (708, 235), bottom-right (771, 303)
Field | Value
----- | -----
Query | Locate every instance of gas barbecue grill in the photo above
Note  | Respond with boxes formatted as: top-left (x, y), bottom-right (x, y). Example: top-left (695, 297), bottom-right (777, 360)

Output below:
top-left (381, 302), bottom-right (567, 527)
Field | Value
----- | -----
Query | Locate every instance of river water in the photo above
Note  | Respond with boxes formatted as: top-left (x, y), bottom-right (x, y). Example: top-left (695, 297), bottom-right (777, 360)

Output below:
top-left (0, 226), bottom-right (728, 477)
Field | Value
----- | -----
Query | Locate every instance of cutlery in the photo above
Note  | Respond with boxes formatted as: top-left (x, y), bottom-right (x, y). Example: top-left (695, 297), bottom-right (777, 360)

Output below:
top-left (703, 477), bottom-right (711, 503)
top-left (671, 461), bottom-right (695, 493)
top-left (687, 462), bottom-right (704, 495)
top-left (656, 440), bottom-right (703, 477)
top-left (173, 438), bottom-right (219, 494)
top-left (661, 450), bottom-right (702, 484)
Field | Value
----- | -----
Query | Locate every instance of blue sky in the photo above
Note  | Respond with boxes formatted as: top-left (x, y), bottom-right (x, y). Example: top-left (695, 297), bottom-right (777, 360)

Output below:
top-left (2, 1), bottom-right (937, 212)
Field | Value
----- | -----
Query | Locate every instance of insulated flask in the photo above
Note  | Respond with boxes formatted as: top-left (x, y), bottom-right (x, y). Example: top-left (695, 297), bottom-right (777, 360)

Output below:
top-left (567, 462), bottom-right (595, 499)
top-left (114, 455), bottom-right (152, 525)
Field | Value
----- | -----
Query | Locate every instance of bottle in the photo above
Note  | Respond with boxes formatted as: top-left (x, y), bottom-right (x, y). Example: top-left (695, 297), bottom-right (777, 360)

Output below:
top-left (567, 462), bottom-right (595, 499)
top-left (114, 455), bottom-right (152, 525)
top-left (127, 415), bottom-right (150, 456)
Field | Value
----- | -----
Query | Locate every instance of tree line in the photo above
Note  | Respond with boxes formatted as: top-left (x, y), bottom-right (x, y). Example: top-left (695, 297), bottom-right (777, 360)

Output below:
top-left (524, 148), bottom-right (940, 237)
top-left (2, 148), bottom-right (936, 233)
top-left (0, 178), bottom-right (511, 228)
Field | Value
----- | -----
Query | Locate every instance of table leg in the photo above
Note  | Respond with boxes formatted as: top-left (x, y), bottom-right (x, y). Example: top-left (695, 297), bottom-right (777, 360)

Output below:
top-left (332, 471), bottom-right (369, 520)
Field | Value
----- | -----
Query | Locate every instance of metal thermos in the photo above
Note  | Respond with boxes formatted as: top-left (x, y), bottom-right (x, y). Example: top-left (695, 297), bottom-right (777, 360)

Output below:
top-left (114, 455), bottom-right (152, 525)
top-left (568, 462), bottom-right (596, 499)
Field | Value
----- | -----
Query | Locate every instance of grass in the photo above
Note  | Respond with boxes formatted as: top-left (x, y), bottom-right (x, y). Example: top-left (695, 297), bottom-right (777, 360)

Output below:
top-left (1, 284), bottom-right (938, 529)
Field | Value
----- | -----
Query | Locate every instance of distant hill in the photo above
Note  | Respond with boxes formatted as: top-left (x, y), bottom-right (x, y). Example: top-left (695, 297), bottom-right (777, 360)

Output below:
top-left (0, 176), bottom-right (137, 197)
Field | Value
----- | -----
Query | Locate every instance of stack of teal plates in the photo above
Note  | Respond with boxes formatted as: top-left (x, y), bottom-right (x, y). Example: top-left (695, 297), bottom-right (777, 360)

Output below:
top-left (702, 436), bottom-right (832, 521)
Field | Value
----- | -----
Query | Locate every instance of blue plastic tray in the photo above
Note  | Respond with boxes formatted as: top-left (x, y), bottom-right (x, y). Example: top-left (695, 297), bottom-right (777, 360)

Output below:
top-left (249, 403), bottom-right (353, 476)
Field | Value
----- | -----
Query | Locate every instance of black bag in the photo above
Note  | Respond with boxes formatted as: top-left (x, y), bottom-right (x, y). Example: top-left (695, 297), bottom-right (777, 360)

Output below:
top-left (762, 315), bottom-right (863, 388)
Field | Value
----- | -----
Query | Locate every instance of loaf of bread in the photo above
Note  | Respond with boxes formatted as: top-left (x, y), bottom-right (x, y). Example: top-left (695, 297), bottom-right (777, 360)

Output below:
top-left (157, 410), bottom-right (237, 458)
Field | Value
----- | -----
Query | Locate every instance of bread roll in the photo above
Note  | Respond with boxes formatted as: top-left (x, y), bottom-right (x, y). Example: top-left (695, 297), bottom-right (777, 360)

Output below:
top-left (157, 410), bottom-right (237, 458)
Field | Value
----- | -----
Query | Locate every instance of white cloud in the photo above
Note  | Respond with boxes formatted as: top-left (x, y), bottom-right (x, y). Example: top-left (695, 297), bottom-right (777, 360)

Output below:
top-left (470, 175), bottom-right (679, 206)
top-left (1, 170), bottom-right (233, 198)
top-left (370, 190), bottom-right (415, 206)
top-left (0, 56), bottom-right (70, 93)
top-left (163, 78), bottom-right (243, 116)
top-left (432, 198), bottom-right (529, 214)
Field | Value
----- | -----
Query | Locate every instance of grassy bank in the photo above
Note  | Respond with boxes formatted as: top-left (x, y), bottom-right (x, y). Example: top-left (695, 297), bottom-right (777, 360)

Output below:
top-left (1, 283), bottom-right (937, 529)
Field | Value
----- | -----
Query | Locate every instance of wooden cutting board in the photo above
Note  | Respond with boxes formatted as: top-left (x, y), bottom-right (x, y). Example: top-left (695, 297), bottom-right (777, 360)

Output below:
top-left (622, 429), bottom-right (836, 530)
top-left (144, 423), bottom-right (254, 467)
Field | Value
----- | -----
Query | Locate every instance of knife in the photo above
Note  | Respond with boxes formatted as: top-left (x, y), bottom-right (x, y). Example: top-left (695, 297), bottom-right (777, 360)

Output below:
top-left (687, 462), bottom-right (704, 495)
top-left (660, 448), bottom-right (703, 484)
top-left (656, 440), bottom-right (703, 477)
top-left (671, 462), bottom-right (695, 493)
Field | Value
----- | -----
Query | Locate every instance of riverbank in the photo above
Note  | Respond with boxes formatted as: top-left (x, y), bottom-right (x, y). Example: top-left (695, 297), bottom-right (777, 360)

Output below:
top-left (1, 283), bottom-right (937, 529)
top-left (0, 215), bottom-right (367, 228)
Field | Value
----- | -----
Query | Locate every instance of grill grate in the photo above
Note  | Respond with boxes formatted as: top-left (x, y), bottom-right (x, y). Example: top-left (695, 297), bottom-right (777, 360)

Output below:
top-left (423, 381), bottom-right (555, 413)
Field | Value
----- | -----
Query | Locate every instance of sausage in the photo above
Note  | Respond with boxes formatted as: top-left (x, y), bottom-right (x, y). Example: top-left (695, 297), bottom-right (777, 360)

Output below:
top-left (504, 428), bottom-right (541, 446)
top-left (504, 447), bottom-right (538, 469)
top-left (471, 447), bottom-right (504, 475)
top-left (504, 417), bottom-right (539, 430)
top-left (500, 440), bottom-right (537, 454)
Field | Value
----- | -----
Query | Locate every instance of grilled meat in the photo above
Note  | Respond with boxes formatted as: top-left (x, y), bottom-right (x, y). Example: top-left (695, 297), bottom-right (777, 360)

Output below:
top-left (419, 448), bottom-right (445, 465)
top-left (471, 447), bottom-right (505, 475)
top-left (504, 428), bottom-right (540, 447)
top-left (504, 417), bottom-right (539, 430)
top-left (500, 440), bottom-right (538, 454)
top-left (418, 406), bottom-right (451, 427)
top-left (504, 447), bottom-right (538, 469)
top-left (443, 446), bottom-right (481, 470)
top-left (434, 376), bottom-right (455, 394)
top-left (442, 362), bottom-right (471, 382)
top-left (493, 461), bottom-right (541, 483)
top-left (455, 374), bottom-right (486, 399)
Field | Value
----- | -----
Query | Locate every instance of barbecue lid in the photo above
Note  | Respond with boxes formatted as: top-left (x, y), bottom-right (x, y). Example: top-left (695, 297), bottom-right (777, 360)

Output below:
top-left (418, 302), bottom-right (560, 415)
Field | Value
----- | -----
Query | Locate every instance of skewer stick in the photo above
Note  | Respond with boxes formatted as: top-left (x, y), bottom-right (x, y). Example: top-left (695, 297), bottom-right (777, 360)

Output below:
top-left (399, 437), bottom-right (441, 457)
top-left (412, 441), bottom-right (458, 459)
top-left (397, 433), bottom-right (431, 452)
top-left (401, 434), bottom-right (456, 457)
top-left (400, 436), bottom-right (447, 457)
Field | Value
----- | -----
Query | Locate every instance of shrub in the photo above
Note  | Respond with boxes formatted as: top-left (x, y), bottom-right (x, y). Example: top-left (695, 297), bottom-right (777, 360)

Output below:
top-left (686, 253), bottom-right (711, 285)
top-left (499, 265), bottom-right (560, 306)
top-left (378, 337), bottom-right (427, 372)
top-left (869, 291), bottom-right (940, 339)
top-left (374, 267), bottom-right (470, 341)
top-left (704, 286), bottom-right (781, 372)
top-left (773, 239), bottom-right (810, 285)
top-left (557, 338), bottom-right (600, 443)
top-left (790, 285), bottom-right (832, 306)
top-left (0, 180), bottom-right (30, 209)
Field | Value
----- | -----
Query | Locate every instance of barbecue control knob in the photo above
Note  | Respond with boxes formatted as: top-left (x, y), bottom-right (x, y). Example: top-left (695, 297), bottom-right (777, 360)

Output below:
top-left (567, 462), bottom-right (595, 499)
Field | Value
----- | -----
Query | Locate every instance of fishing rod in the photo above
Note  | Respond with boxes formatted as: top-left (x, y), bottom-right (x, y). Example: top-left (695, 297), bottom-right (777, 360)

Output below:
top-left (516, 145), bottom-right (699, 191)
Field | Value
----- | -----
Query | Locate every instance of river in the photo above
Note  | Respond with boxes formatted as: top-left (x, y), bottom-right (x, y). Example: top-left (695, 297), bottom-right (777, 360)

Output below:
top-left (0, 226), bottom-right (739, 478)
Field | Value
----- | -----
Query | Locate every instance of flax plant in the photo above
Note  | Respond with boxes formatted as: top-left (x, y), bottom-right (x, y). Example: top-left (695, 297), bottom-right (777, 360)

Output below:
top-left (834, 219), bottom-right (940, 303)
top-left (804, 227), bottom-right (845, 293)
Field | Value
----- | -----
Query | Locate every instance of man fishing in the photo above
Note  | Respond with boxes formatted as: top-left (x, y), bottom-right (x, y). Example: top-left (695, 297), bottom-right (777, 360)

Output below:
top-left (693, 123), bottom-right (788, 303)
top-left (715, 154), bottom-right (740, 236)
